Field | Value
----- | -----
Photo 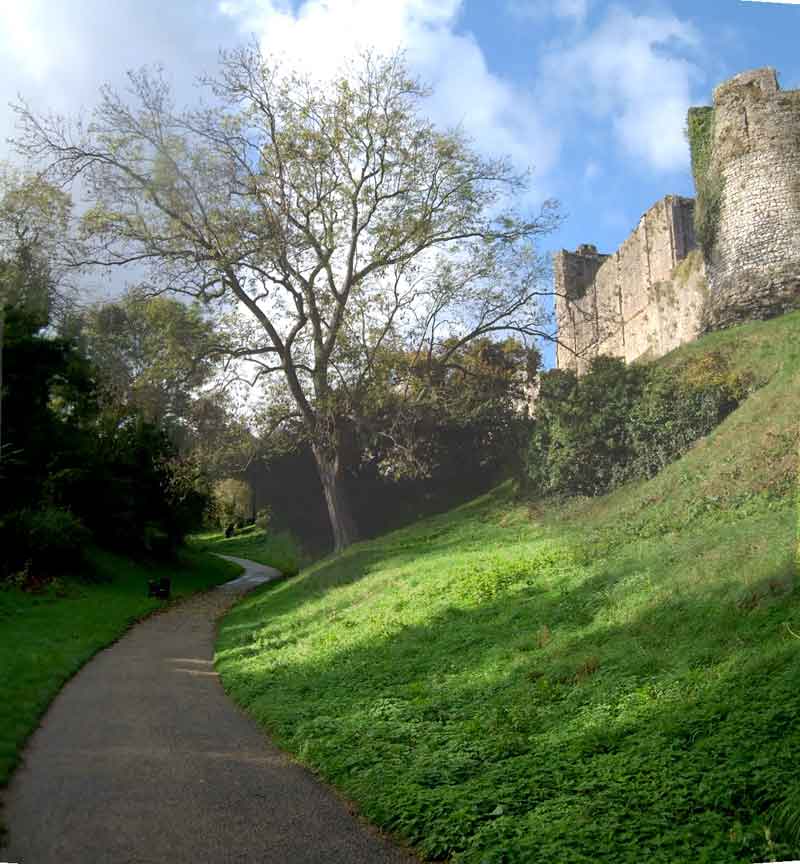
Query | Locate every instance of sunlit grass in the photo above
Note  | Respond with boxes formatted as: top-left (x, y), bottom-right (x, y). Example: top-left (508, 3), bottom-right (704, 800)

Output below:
top-left (193, 525), bottom-right (305, 576)
top-left (216, 312), bottom-right (800, 862)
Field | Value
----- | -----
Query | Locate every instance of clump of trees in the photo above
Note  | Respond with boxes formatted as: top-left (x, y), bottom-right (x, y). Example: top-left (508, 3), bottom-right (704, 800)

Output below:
top-left (0, 170), bottom-right (238, 584)
top-left (526, 353), bottom-right (751, 498)
top-left (0, 266), bottom-right (215, 582)
top-left (242, 334), bottom-right (537, 552)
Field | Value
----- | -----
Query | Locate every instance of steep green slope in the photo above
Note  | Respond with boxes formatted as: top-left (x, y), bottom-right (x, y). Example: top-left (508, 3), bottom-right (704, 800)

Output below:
top-left (215, 311), bottom-right (800, 863)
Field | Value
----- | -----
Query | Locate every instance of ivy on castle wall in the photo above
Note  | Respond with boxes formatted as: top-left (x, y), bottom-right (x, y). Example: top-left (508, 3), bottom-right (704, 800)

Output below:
top-left (688, 107), bottom-right (714, 181)
top-left (687, 107), bottom-right (724, 259)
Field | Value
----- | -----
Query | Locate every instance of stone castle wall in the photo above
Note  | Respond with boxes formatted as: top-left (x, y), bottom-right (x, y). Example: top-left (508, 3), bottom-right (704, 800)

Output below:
top-left (703, 68), bottom-right (800, 329)
top-left (555, 196), bottom-right (704, 373)
top-left (556, 66), bottom-right (800, 372)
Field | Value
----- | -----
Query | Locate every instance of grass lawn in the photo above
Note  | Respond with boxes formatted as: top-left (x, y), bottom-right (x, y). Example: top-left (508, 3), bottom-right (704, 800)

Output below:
top-left (0, 547), bottom-right (241, 805)
top-left (214, 312), bottom-right (800, 863)
top-left (192, 525), bottom-right (305, 576)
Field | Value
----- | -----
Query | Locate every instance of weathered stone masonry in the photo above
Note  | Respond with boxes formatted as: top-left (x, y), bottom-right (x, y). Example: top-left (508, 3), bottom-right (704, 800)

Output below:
top-left (703, 68), bottom-right (800, 330)
top-left (556, 67), bottom-right (800, 372)
top-left (554, 196), bottom-right (704, 373)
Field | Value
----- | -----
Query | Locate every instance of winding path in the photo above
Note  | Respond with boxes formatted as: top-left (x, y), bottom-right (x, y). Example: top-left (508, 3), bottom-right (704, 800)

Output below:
top-left (1, 556), bottom-right (415, 863)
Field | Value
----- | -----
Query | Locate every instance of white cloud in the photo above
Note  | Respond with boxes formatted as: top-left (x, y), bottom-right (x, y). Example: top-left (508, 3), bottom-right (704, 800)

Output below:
top-left (0, 0), bottom-right (52, 81)
top-left (0, 1), bottom-right (86, 86)
top-left (219, 0), bottom-right (560, 183)
top-left (538, 6), bottom-right (702, 173)
top-left (508, 0), bottom-right (590, 24)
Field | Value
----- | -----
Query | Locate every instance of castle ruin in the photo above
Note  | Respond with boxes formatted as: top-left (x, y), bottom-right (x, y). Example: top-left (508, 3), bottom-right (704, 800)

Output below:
top-left (555, 68), bottom-right (800, 373)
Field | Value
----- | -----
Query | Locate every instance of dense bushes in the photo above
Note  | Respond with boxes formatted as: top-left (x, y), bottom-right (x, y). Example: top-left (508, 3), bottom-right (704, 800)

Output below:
top-left (0, 508), bottom-right (91, 585)
top-left (527, 353), bottom-right (751, 497)
top-left (1, 265), bottom-right (212, 584)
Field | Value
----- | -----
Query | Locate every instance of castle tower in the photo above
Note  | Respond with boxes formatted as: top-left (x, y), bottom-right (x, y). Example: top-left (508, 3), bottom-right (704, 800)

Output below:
top-left (553, 244), bottom-right (609, 372)
top-left (700, 68), bottom-right (800, 329)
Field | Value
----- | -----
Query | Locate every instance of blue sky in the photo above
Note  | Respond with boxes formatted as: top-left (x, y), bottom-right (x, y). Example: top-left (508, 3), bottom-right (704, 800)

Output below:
top-left (0, 0), bottom-right (798, 303)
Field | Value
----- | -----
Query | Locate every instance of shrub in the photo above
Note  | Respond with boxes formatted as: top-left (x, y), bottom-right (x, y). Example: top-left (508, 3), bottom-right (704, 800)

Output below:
top-left (0, 507), bottom-right (91, 585)
top-left (527, 352), bottom-right (751, 498)
top-left (623, 353), bottom-right (748, 481)
top-left (255, 506), bottom-right (272, 532)
top-left (528, 357), bottom-right (647, 497)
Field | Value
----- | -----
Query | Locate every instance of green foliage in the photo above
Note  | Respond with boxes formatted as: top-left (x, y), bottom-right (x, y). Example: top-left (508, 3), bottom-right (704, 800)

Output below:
top-left (687, 107), bottom-right (714, 185)
top-left (1, 250), bottom-right (213, 575)
top-left (215, 312), bottom-right (800, 863)
top-left (687, 106), bottom-right (723, 257)
top-left (73, 290), bottom-right (230, 445)
top-left (624, 352), bottom-right (750, 480)
top-left (196, 525), bottom-right (305, 578)
top-left (211, 478), bottom-right (252, 530)
top-left (527, 352), bottom-right (750, 498)
top-left (772, 788), bottom-right (800, 848)
top-left (528, 357), bottom-right (647, 496)
top-left (0, 508), bottom-right (90, 584)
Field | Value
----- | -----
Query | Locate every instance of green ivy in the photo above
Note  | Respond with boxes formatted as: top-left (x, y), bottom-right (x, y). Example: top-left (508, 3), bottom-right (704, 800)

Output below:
top-left (687, 107), bottom-right (724, 257)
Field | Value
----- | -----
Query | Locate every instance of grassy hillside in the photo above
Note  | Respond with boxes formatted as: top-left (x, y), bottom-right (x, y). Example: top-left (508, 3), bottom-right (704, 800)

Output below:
top-left (215, 312), bottom-right (800, 863)
top-left (192, 525), bottom-right (305, 576)
top-left (0, 548), bottom-right (241, 799)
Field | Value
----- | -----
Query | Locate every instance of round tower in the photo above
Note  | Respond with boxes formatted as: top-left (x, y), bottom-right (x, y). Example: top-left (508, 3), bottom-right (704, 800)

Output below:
top-left (702, 67), bottom-right (800, 329)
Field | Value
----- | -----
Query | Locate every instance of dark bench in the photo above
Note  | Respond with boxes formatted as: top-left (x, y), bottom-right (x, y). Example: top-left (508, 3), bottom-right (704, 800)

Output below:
top-left (147, 577), bottom-right (171, 599)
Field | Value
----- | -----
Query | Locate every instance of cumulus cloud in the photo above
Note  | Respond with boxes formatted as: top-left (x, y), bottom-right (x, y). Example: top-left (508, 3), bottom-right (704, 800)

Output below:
top-left (219, 0), bottom-right (560, 183)
top-left (538, 6), bottom-right (702, 173)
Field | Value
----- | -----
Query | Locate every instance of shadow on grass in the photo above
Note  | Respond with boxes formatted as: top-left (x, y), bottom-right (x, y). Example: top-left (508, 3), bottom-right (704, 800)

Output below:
top-left (217, 498), bottom-right (800, 862)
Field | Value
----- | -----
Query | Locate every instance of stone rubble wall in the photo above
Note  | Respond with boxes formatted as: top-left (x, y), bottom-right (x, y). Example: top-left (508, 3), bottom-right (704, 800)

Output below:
top-left (555, 197), bottom-right (704, 373)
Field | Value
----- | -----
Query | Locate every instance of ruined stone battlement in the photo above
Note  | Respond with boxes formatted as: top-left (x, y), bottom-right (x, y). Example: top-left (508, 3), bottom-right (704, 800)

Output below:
top-left (555, 196), bottom-right (702, 373)
top-left (556, 67), bottom-right (800, 372)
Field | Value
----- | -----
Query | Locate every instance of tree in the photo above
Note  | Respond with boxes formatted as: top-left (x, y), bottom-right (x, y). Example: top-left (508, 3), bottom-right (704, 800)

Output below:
top-left (0, 166), bottom-right (73, 464)
top-left (354, 336), bottom-right (538, 481)
top-left (73, 289), bottom-right (234, 437)
top-left (71, 290), bottom-right (264, 487)
top-left (15, 47), bottom-right (559, 550)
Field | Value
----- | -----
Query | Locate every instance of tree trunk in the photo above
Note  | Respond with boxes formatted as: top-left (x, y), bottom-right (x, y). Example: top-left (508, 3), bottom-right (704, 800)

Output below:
top-left (312, 441), bottom-right (358, 553)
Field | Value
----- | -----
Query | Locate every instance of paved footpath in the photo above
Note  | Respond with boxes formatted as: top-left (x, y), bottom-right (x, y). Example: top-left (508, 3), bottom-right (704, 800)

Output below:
top-left (1, 556), bottom-right (416, 864)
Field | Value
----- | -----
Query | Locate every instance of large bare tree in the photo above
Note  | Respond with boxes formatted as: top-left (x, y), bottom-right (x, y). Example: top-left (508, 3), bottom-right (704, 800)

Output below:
top-left (15, 46), bottom-right (559, 550)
